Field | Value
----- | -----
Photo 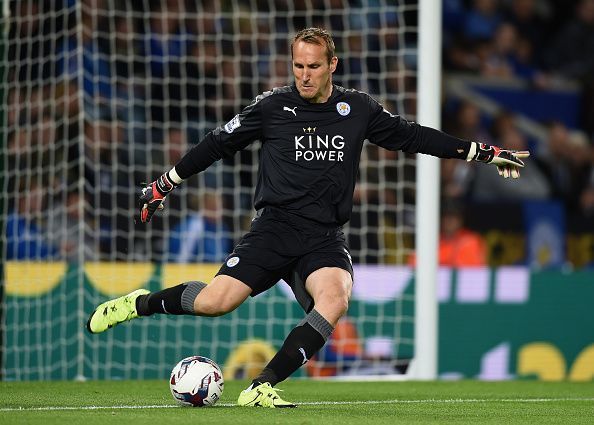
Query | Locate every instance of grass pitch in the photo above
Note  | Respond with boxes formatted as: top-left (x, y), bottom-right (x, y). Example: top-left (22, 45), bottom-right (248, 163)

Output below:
top-left (1, 379), bottom-right (593, 424)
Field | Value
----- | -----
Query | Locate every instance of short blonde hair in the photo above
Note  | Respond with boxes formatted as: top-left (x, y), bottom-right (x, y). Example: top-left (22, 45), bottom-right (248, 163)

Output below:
top-left (291, 27), bottom-right (336, 63)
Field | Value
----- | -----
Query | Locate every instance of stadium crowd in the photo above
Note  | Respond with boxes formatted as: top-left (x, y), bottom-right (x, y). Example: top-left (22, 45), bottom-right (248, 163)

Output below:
top-left (441, 0), bottom-right (594, 217)
top-left (5, 0), bottom-right (594, 267)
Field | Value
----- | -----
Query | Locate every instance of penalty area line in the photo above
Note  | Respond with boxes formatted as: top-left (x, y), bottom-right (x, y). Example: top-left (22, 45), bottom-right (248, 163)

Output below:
top-left (2, 397), bottom-right (594, 411)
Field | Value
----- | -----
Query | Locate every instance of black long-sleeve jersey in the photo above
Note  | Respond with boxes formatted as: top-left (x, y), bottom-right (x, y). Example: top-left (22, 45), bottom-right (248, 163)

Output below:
top-left (175, 84), bottom-right (472, 227)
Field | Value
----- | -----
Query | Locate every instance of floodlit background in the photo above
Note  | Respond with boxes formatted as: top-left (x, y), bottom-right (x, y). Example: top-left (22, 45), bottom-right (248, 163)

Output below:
top-left (1, 0), bottom-right (593, 382)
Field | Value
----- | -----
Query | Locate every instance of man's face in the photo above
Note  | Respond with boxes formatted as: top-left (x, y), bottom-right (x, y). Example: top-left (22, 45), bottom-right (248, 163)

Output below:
top-left (292, 40), bottom-right (337, 103)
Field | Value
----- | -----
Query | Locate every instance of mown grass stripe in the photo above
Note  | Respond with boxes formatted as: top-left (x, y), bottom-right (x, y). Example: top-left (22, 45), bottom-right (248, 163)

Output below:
top-left (2, 397), bottom-right (593, 412)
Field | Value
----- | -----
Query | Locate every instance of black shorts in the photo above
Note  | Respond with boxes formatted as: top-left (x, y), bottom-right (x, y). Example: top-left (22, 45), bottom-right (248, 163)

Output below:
top-left (216, 207), bottom-right (353, 312)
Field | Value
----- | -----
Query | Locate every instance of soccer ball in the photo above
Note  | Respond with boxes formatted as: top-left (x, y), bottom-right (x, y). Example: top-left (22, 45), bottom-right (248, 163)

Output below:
top-left (169, 356), bottom-right (224, 407)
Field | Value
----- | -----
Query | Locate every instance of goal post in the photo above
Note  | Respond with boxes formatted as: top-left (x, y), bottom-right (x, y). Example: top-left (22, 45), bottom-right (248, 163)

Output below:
top-left (1, 1), bottom-right (439, 381)
top-left (413, 0), bottom-right (441, 381)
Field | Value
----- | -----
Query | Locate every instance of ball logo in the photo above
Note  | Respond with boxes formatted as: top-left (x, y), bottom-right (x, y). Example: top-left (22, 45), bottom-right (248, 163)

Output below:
top-left (226, 256), bottom-right (240, 267)
top-left (336, 102), bottom-right (351, 116)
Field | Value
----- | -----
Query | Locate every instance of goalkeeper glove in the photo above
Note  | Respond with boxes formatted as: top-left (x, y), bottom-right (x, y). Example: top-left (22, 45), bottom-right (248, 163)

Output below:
top-left (137, 172), bottom-right (177, 223)
top-left (467, 142), bottom-right (530, 179)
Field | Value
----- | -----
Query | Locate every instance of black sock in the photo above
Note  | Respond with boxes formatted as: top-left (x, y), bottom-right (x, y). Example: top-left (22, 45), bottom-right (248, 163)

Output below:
top-left (136, 281), bottom-right (206, 316)
top-left (251, 322), bottom-right (326, 387)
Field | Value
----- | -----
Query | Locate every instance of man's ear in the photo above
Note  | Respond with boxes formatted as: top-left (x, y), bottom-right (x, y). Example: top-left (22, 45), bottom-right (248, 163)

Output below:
top-left (330, 56), bottom-right (338, 74)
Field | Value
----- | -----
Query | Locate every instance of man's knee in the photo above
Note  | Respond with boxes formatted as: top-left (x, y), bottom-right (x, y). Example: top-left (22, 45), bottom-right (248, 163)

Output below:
top-left (317, 287), bottom-right (350, 318)
top-left (306, 267), bottom-right (353, 325)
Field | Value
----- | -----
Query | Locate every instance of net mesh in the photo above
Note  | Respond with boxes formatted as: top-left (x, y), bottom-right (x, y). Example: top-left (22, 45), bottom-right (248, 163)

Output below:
top-left (1, 0), bottom-right (418, 381)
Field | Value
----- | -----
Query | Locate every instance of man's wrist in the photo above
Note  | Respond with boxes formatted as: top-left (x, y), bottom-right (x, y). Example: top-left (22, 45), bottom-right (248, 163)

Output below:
top-left (467, 142), bottom-right (496, 163)
top-left (168, 167), bottom-right (183, 184)
top-left (466, 141), bottom-right (477, 162)
top-left (156, 171), bottom-right (178, 194)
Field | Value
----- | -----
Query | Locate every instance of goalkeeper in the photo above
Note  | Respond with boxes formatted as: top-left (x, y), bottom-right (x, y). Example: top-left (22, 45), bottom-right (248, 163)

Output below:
top-left (87, 28), bottom-right (529, 407)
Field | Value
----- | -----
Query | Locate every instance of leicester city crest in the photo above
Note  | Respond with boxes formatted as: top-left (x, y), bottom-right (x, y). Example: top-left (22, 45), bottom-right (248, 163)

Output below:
top-left (336, 102), bottom-right (351, 116)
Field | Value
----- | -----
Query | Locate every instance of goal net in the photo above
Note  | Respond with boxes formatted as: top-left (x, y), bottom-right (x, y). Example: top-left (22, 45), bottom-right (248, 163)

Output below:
top-left (1, 0), bottom-right (419, 381)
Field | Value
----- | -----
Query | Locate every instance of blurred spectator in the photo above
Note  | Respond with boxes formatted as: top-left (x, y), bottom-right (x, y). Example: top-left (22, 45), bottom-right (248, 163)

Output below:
top-left (49, 190), bottom-right (100, 263)
top-left (139, 0), bottom-right (193, 122)
top-left (438, 198), bottom-right (488, 267)
top-left (543, 0), bottom-right (594, 80)
top-left (267, 58), bottom-right (292, 89)
top-left (7, 0), bottom-right (69, 83)
top-left (165, 127), bottom-right (190, 166)
top-left (82, 109), bottom-right (136, 258)
top-left (409, 198), bottom-right (487, 267)
top-left (463, 0), bottom-right (503, 42)
top-left (503, 0), bottom-right (550, 64)
top-left (539, 121), bottom-right (592, 212)
top-left (543, 1), bottom-right (594, 134)
top-left (445, 100), bottom-right (492, 142)
top-left (442, 101), bottom-right (491, 198)
top-left (220, 59), bottom-right (243, 119)
top-left (441, 157), bottom-right (472, 200)
top-left (108, 11), bottom-right (143, 85)
top-left (481, 22), bottom-right (517, 78)
top-left (167, 190), bottom-right (232, 263)
top-left (53, 81), bottom-right (82, 141)
top-left (55, 3), bottom-right (113, 103)
top-left (187, 39), bottom-right (224, 121)
top-left (445, 0), bottom-right (552, 85)
top-left (481, 22), bottom-right (539, 80)
top-left (443, 0), bottom-right (467, 37)
top-left (542, 0), bottom-right (594, 133)
top-left (8, 110), bottom-right (55, 157)
top-left (579, 170), bottom-right (594, 217)
top-left (489, 109), bottom-right (516, 141)
top-left (6, 85), bottom-right (46, 148)
top-left (579, 195), bottom-right (594, 221)
top-left (342, 33), bottom-right (366, 90)
top-left (8, 0), bottom-right (42, 81)
top-left (6, 181), bottom-right (58, 260)
top-left (140, 0), bottom-right (190, 78)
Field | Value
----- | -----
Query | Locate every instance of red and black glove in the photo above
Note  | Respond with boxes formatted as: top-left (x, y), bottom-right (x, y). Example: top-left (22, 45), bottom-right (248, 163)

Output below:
top-left (137, 172), bottom-right (177, 223)
top-left (468, 142), bottom-right (530, 179)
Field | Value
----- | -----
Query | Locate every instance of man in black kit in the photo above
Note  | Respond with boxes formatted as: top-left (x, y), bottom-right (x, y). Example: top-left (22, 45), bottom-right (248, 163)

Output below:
top-left (87, 28), bottom-right (529, 407)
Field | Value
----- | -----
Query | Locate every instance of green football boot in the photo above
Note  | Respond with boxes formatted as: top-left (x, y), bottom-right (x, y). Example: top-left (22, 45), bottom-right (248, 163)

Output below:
top-left (86, 289), bottom-right (150, 334)
top-left (237, 382), bottom-right (297, 408)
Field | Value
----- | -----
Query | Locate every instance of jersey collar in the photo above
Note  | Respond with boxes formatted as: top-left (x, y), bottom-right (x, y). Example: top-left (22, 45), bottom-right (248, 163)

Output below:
top-left (292, 84), bottom-right (340, 105)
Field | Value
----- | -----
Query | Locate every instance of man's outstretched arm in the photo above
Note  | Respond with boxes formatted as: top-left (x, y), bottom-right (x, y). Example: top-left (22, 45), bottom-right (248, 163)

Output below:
top-left (136, 92), bottom-right (267, 224)
top-left (365, 95), bottom-right (530, 178)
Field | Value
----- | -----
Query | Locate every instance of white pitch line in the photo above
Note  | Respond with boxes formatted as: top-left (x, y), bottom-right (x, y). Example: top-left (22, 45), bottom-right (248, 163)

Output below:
top-left (1, 397), bottom-right (593, 412)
